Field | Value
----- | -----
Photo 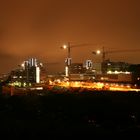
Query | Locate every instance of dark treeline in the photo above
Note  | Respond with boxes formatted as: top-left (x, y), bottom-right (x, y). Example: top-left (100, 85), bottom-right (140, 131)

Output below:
top-left (0, 91), bottom-right (140, 138)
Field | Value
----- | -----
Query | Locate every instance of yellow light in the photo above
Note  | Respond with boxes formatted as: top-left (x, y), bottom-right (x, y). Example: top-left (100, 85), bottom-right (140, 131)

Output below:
top-left (96, 50), bottom-right (101, 54)
top-left (115, 71), bottom-right (119, 74)
top-left (21, 63), bottom-right (25, 68)
top-left (107, 71), bottom-right (112, 74)
top-left (63, 45), bottom-right (67, 49)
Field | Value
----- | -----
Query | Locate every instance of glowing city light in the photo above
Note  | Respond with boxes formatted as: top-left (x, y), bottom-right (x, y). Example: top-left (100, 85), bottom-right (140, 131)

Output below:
top-left (63, 44), bottom-right (67, 49)
top-left (96, 50), bottom-right (101, 54)
top-left (36, 67), bottom-right (40, 83)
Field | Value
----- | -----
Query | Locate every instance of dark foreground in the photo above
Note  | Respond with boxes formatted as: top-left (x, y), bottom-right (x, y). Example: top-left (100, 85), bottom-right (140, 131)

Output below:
top-left (0, 90), bottom-right (140, 137)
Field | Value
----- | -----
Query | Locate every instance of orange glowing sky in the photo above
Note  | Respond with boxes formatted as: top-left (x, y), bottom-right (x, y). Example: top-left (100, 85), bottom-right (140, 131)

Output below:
top-left (0, 0), bottom-right (140, 74)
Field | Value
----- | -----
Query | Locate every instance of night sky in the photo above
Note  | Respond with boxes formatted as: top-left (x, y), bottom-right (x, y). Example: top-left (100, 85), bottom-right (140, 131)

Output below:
top-left (0, 0), bottom-right (140, 74)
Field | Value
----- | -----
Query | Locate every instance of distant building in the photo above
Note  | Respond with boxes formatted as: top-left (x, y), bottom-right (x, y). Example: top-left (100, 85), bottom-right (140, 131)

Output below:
top-left (95, 73), bottom-right (132, 83)
top-left (93, 63), bottom-right (102, 74)
top-left (102, 60), bottom-right (130, 74)
top-left (129, 64), bottom-right (140, 86)
top-left (94, 60), bottom-right (133, 83)
top-left (10, 58), bottom-right (47, 87)
top-left (68, 62), bottom-right (95, 81)
top-left (69, 63), bottom-right (86, 74)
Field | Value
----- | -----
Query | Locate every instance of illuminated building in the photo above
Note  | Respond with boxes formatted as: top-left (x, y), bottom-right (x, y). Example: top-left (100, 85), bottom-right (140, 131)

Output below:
top-left (95, 73), bottom-right (132, 83)
top-left (93, 60), bottom-right (133, 83)
top-left (68, 62), bottom-right (95, 81)
top-left (85, 60), bottom-right (93, 70)
top-left (103, 60), bottom-right (130, 74)
top-left (10, 58), bottom-right (46, 87)
top-left (36, 66), bottom-right (40, 83)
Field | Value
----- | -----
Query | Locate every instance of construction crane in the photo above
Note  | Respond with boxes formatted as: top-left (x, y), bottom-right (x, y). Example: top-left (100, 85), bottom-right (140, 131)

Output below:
top-left (61, 42), bottom-right (93, 58)
top-left (41, 62), bottom-right (62, 71)
top-left (43, 62), bottom-right (61, 67)
top-left (93, 46), bottom-right (140, 63)
top-left (92, 46), bottom-right (140, 74)
top-left (61, 42), bottom-right (93, 79)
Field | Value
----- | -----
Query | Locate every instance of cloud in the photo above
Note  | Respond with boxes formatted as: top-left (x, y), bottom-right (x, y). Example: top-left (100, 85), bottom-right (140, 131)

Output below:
top-left (0, 0), bottom-right (140, 73)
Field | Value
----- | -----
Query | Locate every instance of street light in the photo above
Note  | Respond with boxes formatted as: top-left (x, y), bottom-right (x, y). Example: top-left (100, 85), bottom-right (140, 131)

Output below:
top-left (62, 42), bottom-right (71, 58)
top-left (63, 44), bottom-right (67, 49)
top-left (96, 50), bottom-right (101, 55)
top-left (92, 49), bottom-right (101, 55)
top-left (92, 46), bottom-right (107, 62)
